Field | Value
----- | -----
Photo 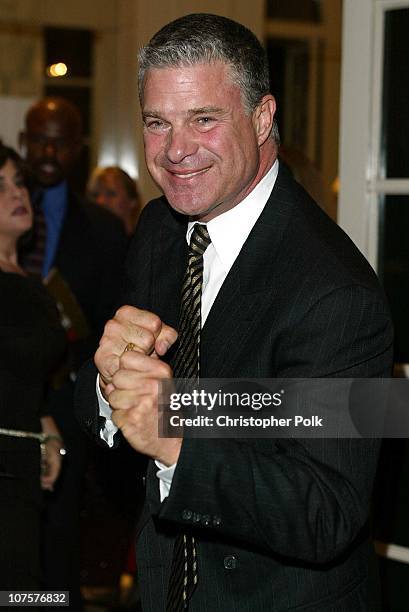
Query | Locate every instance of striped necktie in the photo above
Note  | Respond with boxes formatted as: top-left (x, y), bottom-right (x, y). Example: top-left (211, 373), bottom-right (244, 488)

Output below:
top-left (166, 223), bottom-right (211, 611)
top-left (172, 223), bottom-right (211, 379)
top-left (21, 192), bottom-right (46, 277)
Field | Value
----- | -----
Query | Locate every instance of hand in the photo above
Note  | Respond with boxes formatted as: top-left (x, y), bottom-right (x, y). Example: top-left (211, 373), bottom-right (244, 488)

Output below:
top-left (41, 439), bottom-right (63, 491)
top-left (107, 350), bottom-right (182, 465)
top-left (95, 306), bottom-right (178, 395)
top-left (40, 416), bottom-right (63, 491)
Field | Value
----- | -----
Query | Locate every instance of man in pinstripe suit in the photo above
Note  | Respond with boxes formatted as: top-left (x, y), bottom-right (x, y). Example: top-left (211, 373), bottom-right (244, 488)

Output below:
top-left (76, 14), bottom-right (393, 611)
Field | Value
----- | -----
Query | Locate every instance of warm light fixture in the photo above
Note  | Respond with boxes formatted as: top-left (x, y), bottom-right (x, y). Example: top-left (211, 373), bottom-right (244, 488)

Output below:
top-left (46, 62), bottom-right (68, 77)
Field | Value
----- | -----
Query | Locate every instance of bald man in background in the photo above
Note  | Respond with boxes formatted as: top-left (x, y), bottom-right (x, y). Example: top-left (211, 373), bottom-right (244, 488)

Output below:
top-left (20, 97), bottom-right (126, 332)
top-left (19, 98), bottom-right (127, 607)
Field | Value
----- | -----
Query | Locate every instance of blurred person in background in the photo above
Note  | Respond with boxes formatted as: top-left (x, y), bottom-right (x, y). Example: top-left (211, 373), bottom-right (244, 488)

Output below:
top-left (19, 97), bottom-right (127, 608)
top-left (87, 166), bottom-right (141, 236)
top-left (0, 144), bottom-right (66, 589)
top-left (86, 170), bottom-right (144, 602)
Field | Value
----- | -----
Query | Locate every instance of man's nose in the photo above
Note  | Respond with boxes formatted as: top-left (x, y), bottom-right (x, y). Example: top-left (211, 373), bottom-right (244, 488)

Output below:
top-left (95, 194), bottom-right (107, 207)
top-left (43, 140), bottom-right (58, 157)
top-left (165, 127), bottom-right (198, 164)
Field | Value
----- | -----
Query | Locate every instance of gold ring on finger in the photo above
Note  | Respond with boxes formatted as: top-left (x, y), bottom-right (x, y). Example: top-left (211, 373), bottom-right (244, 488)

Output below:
top-left (123, 342), bottom-right (135, 353)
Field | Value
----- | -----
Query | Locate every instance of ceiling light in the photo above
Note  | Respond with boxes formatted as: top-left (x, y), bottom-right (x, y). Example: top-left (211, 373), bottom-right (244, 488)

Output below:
top-left (46, 62), bottom-right (68, 77)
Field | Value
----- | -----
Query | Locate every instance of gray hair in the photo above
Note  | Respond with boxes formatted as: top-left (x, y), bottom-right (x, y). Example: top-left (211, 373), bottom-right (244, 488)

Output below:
top-left (138, 13), bottom-right (280, 143)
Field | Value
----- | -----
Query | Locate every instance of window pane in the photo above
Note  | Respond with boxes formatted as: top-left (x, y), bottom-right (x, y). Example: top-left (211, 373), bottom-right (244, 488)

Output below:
top-left (382, 9), bottom-right (409, 178)
top-left (266, 39), bottom-right (310, 153)
top-left (379, 195), bottom-right (409, 361)
top-left (266, 0), bottom-right (321, 21)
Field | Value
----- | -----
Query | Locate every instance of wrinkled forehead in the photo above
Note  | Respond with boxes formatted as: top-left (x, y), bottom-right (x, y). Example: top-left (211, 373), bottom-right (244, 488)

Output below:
top-left (141, 60), bottom-right (237, 101)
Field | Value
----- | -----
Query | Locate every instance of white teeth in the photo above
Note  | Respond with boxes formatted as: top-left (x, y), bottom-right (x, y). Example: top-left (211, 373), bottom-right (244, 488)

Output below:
top-left (172, 168), bottom-right (207, 178)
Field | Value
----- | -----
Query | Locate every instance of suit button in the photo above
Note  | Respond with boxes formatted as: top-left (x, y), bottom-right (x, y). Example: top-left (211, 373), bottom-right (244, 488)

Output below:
top-left (224, 555), bottom-right (238, 570)
top-left (182, 509), bottom-right (192, 521)
top-left (201, 514), bottom-right (211, 526)
top-left (193, 512), bottom-right (201, 523)
top-left (212, 515), bottom-right (222, 527)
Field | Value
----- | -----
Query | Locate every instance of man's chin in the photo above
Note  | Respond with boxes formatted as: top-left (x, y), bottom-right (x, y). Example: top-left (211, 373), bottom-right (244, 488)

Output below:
top-left (162, 189), bottom-right (210, 215)
top-left (35, 172), bottom-right (64, 188)
top-left (166, 199), bottom-right (212, 219)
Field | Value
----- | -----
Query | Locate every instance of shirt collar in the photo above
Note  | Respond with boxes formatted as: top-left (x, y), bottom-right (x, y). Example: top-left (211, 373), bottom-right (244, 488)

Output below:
top-left (187, 159), bottom-right (279, 271)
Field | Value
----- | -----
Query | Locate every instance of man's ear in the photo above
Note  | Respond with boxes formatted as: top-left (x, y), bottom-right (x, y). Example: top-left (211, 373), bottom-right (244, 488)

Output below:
top-left (253, 95), bottom-right (276, 146)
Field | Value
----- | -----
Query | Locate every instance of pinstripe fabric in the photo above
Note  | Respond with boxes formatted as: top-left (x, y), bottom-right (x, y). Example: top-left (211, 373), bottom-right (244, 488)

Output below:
top-left (75, 163), bottom-right (393, 611)
top-left (167, 224), bottom-right (210, 611)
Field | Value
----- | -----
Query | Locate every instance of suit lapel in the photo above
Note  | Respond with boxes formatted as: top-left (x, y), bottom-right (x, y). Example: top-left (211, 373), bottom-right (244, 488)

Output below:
top-left (200, 164), bottom-right (296, 377)
top-left (148, 165), bottom-right (298, 375)
top-left (150, 204), bottom-right (188, 331)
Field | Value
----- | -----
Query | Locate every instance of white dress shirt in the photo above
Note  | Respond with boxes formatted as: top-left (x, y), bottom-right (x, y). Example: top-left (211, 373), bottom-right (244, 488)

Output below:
top-left (97, 160), bottom-right (279, 501)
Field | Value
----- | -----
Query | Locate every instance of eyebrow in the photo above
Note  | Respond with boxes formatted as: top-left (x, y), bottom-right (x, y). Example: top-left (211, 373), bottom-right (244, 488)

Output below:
top-left (143, 106), bottom-right (225, 119)
top-left (142, 111), bottom-right (162, 120)
top-left (188, 106), bottom-right (224, 116)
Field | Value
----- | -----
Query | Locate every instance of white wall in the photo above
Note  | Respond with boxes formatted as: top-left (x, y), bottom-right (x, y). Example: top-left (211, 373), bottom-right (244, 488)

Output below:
top-left (0, 96), bottom-right (35, 149)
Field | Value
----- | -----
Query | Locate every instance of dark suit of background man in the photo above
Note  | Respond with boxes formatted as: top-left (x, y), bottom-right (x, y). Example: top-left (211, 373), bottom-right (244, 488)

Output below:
top-left (19, 98), bottom-right (127, 607)
top-left (76, 14), bottom-right (393, 611)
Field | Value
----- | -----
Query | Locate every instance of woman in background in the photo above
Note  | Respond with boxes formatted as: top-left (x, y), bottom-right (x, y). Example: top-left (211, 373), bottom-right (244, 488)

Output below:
top-left (0, 145), bottom-right (65, 588)
top-left (87, 166), bottom-right (141, 236)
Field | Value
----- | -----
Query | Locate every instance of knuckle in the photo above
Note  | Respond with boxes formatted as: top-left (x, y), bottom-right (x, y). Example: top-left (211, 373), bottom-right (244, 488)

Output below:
top-left (119, 351), bottom-right (138, 369)
top-left (148, 378), bottom-right (159, 394)
top-left (170, 328), bottom-right (179, 343)
top-left (158, 362), bottom-right (172, 378)
top-left (149, 314), bottom-right (162, 334)
top-left (111, 370), bottom-right (122, 386)
top-left (98, 336), bottom-right (108, 348)
top-left (112, 392), bottom-right (127, 410)
top-left (115, 304), bottom-right (133, 319)
top-left (95, 350), bottom-right (110, 372)
top-left (123, 396), bottom-right (135, 410)
top-left (135, 328), bottom-right (154, 349)
top-left (118, 352), bottom-right (127, 368)
top-left (164, 323), bottom-right (178, 339)
top-left (139, 395), bottom-right (154, 411)
top-left (103, 319), bottom-right (118, 337)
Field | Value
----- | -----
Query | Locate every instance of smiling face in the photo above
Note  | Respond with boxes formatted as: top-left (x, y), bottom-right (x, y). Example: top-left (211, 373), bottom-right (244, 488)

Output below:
top-left (0, 159), bottom-right (32, 240)
top-left (142, 62), bottom-right (276, 221)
